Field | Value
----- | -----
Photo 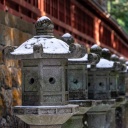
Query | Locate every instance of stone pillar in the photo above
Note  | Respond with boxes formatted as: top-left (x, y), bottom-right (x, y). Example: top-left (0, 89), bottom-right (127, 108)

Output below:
top-left (62, 101), bottom-right (93, 128)
top-left (62, 115), bottom-right (84, 128)
top-left (85, 100), bottom-right (116, 128)
top-left (106, 108), bottom-right (115, 128)
top-left (114, 97), bottom-right (127, 128)
top-left (86, 109), bottom-right (115, 128)
top-left (125, 102), bottom-right (128, 128)
top-left (86, 112), bottom-right (106, 128)
top-left (115, 105), bottom-right (126, 128)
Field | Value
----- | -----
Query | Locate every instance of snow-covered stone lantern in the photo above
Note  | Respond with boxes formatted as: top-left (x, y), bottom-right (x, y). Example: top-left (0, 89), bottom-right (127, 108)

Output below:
top-left (61, 34), bottom-right (101, 128)
top-left (88, 45), bottom-right (115, 100)
top-left (67, 55), bottom-right (88, 101)
top-left (62, 33), bottom-right (88, 101)
top-left (3, 16), bottom-right (85, 128)
top-left (110, 54), bottom-right (121, 98)
top-left (125, 61), bottom-right (128, 96)
top-left (118, 57), bottom-right (127, 96)
top-left (113, 57), bottom-right (127, 128)
top-left (86, 46), bottom-right (116, 128)
top-left (62, 33), bottom-right (100, 102)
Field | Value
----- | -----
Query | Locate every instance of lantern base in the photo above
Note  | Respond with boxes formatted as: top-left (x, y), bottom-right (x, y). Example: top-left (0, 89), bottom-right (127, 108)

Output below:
top-left (13, 104), bottom-right (79, 127)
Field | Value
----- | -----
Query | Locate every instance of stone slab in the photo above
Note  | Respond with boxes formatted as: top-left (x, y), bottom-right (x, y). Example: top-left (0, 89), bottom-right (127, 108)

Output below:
top-left (0, 11), bottom-right (35, 35)
top-left (13, 104), bottom-right (79, 125)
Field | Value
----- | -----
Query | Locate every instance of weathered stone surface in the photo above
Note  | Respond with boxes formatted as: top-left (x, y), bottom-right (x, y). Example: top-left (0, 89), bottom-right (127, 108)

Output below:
top-left (0, 24), bottom-right (32, 46)
top-left (0, 65), bottom-right (12, 89)
top-left (4, 59), bottom-right (21, 68)
top-left (0, 88), bottom-right (12, 115)
top-left (0, 24), bottom-right (12, 46)
top-left (11, 68), bottom-right (22, 87)
top-left (19, 30), bottom-right (32, 46)
top-left (125, 102), bottom-right (128, 128)
top-left (12, 87), bottom-right (22, 106)
top-left (0, 51), bottom-right (3, 64)
top-left (0, 96), bottom-right (5, 118)
top-left (0, 11), bottom-right (35, 35)
top-left (0, 10), bottom-right (34, 128)
top-left (62, 115), bottom-right (84, 128)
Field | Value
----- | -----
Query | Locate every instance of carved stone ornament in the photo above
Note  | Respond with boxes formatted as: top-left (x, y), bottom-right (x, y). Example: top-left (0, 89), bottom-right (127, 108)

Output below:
top-left (61, 33), bottom-right (74, 45)
top-left (35, 16), bottom-right (54, 35)
top-left (90, 44), bottom-right (102, 56)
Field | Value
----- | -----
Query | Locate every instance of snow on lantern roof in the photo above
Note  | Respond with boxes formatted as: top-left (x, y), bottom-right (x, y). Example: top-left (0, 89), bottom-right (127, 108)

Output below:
top-left (126, 61), bottom-right (128, 66)
top-left (68, 54), bottom-right (88, 62)
top-left (62, 33), bottom-right (72, 38)
top-left (119, 56), bottom-right (126, 64)
top-left (96, 58), bottom-right (114, 68)
top-left (11, 37), bottom-right (70, 55)
top-left (35, 16), bottom-right (54, 36)
top-left (11, 16), bottom-right (71, 55)
top-left (125, 61), bottom-right (128, 70)
top-left (102, 48), bottom-right (109, 52)
top-left (61, 33), bottom-right (74, 45)
top-left (111, 54), bottom-right (119, 61)
top-left (90, 44), bottom-right (102, 56)
top-left (87, 64), bottom-right (91, 68)
top-left (37, 16), bottom-right (50, 21)
top-left (91, 44), bottom-right (99, 49)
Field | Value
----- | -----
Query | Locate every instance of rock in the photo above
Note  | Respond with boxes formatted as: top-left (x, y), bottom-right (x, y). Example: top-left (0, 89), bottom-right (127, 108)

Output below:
top-left (11, 68), bottom-right (22, 87)
top-left (0, 88), bottom-right (12, 115)
top-left (0, 118), bottom-right (7, 127)
top-left (0, 24), bottom-right (13, 46)
top-left (0, 51), bottom-right (3, 64)
top-left (0, 96), bottom-right (5, 118)
top-left (0, 65), bottom-right (12, 89)
top-left (12, 87), bottom-right (22, 106)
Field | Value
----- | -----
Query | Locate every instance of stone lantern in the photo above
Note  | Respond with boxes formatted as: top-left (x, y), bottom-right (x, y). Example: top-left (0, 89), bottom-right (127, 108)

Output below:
top-left (113, 57), bottom-right (127, 128)
top-left (110, 54), bottom-right (121, 98)
top-left (88, 45), bottom-right (115, 100)
top-left (62, 34), bottom-right (100, 102)
top-left (86, 46), bottom-right (116, 128)
top-left (124, 61), bottom-right (128, 128)
top-left (62, 33), bottom-right (88, 101)
top-left (61, 35), bottom-right (100, 128)
top-left (118, 57), bottom-right (127, 96)
top-left (4, 16), bottom-right (84, 128)
top-left (125, 61), bottom-right (128, 96)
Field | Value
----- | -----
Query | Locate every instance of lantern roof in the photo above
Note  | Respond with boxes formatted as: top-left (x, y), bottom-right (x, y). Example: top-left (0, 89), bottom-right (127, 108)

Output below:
top-left (11, 37), bottom-right (70, 55)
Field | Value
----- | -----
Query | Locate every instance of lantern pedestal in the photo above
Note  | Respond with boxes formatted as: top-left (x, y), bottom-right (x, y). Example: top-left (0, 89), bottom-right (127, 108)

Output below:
top-left (86, 99), bottom-right (115, 128)
top-left (114, 97), bottom-right (127, 128)
top-left (14, 105), bottom-right (79, 128)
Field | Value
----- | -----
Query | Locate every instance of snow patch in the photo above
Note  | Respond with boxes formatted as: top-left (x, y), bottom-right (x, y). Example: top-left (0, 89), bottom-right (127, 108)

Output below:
top-left (62, 33), bottom-right (72, 38)
top-left (91, 44), bottom-right (100, 49)
top-left (11, 37), bottom-right (70, 55)
top-left (102, 48), bottom-right (109, 52)
top-left (37, 16), bottom-right (50, 22)
top-left (68, 54), bottom-right (88, 61)
top-left (96, 58), bottom-right (114, 68)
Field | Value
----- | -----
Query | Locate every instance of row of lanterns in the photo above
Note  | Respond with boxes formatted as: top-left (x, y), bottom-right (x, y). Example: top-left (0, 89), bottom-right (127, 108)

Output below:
top-left (4, 16), bottom-right (128, 128)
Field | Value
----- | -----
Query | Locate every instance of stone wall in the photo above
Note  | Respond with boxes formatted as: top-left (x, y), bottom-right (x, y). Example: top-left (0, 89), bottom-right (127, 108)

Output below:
top-left (0, 11), bottom-right (34, 128)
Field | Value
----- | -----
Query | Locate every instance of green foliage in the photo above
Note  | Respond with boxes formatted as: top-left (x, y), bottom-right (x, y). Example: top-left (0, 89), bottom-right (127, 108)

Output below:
top-left (108, 0), bottom-right (128, 33)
